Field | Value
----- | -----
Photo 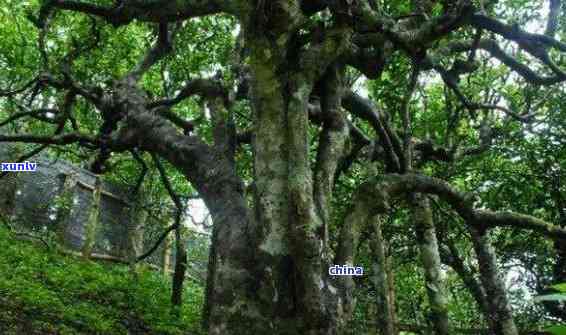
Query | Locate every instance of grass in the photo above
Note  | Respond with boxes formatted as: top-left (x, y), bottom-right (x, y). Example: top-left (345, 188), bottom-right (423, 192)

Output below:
top-left (0, 225), bottom-right (206, 335)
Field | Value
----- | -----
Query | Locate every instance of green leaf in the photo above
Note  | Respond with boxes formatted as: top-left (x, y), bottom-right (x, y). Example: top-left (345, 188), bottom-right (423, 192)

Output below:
top-left (552, 283), bottom-right (566, 293)
top-left (545, 325), bottom-right (566, 335)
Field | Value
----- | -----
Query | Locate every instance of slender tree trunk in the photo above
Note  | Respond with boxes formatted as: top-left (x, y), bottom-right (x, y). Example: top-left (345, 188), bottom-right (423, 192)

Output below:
top-left (385, 255), bottom-right (398, 334)
top-left (469, 226), bottom-right (518, 335)
top-left (411, 194), bottom-right (449, 335)
top-left (171, 225), bottom-right (187, 316)
top-left (440, 240), bottom-right (489, 319)
top-left (369, 216), bottom-right (396, 335)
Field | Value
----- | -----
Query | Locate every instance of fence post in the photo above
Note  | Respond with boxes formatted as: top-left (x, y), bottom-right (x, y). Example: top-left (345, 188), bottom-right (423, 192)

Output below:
top-left (82, 176), bottom-right (102, 258)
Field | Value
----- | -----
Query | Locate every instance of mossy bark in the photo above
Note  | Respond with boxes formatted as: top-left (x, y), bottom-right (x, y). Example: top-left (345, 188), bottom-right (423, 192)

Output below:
top-left (102, 6), bottom-right (353, 332)
top-left (369, 216), bottom-right (397, 335)
top-left (411, 194), bottom-right (449, 335)
top-left (469, 226), bottom-right (518, 335)
top-left (206, 22), bottom-right (351, 333)
top-left (385, 254), bottom-right (398, 333)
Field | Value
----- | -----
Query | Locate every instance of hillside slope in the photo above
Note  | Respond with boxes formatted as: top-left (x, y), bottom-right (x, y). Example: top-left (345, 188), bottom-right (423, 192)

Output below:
top-left (0, 226), bottom-right (205, 335)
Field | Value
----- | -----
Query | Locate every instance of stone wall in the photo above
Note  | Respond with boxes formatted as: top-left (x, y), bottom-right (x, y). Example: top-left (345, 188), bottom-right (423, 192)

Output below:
top-left (0, 144), bottom-right (165, 263)
top-left (2, 160), bottom-right (129, 256)
top-left (0, 144), bottom-right (209, 281)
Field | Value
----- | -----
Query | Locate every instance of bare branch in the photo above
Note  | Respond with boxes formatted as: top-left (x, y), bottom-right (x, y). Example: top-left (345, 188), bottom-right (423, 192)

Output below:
top-left (355, 173), bottom-right (566, 240)
top-left (44, 0), bottom-right (228, 26)
top-left (470, 13), bottom-right (566, 53)
top-left (0, 132), bottom-right (98, 147)
top-left (152, 154), bottom-right (183, 213)
top-left (313, 65), bottom-right (348, 248)
top-left (344, 43), bottom-right (390, 79)
top-left (136, 222), bottom-right (177, 262)
top-left (342, 91), bottom-right (403, 172)
top-left (352, 1), bottom-right (474, 54)
top-left (0, 108), bottom-right (58, 127)
top-left (148, 78), bottom-right (228, 109)
top-left (136, 154), bottom-right (184, 262)
top-left (131, 150), bottom-right (148, 194)
top-left (0, 77), bottom-right (39, 97)
top-left (468, 15), bottom-right (566, 84)
top-left (401, 64), bottom-right (420, 172)
top-left (126, 22), bottom-right (174, 83)
top-left (430, 60), bottom-right (536, 122)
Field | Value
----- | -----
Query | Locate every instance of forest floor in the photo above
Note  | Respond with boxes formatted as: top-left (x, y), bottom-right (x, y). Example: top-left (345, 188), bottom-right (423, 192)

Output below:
top-left (0, 226), bottom-right (205, 335)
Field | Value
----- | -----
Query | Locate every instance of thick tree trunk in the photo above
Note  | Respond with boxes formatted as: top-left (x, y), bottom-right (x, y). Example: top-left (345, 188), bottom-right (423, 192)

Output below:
top-left (111, 20), bottom-right (352, 333)
top-left (469, 226), bottom-right (518, 335)
top-left (207, 30), bottom-right (351, 333)
top-left (111, 80), bottom-right (265, 334)
top-left (411, 194), bottom-right (449, 335)
top-left (247, 34), bottom-right (298, 333)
